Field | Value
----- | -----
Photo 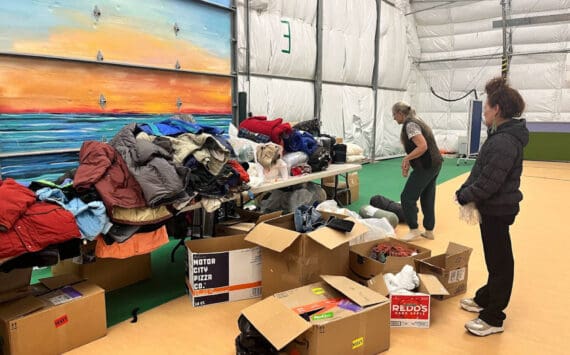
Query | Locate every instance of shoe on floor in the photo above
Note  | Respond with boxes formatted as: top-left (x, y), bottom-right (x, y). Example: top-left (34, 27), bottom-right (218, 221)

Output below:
top-left (465, 318), bottom-right (504, 336)
top-left (421, 230), bottom-right (435, 240)
top-left (400, 229), bottom-right (421, 241)
top-left (460, 298), bottom-right (484, 313)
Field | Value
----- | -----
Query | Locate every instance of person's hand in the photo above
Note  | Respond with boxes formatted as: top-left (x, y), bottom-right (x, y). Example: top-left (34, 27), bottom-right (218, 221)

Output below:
top-left (401, 158), bottom-right (410, 177)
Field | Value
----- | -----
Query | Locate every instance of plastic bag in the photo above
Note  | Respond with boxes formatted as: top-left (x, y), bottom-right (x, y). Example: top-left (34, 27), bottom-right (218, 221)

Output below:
top-left (459, 202), bottom-right (481, 225)
top-left (383, 265), bottom-right (420, 294)
top-left (316, 200), bottom-right (395, 245)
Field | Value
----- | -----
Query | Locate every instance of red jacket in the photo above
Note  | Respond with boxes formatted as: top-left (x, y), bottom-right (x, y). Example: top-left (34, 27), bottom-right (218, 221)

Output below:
top-left (239, 116), bottom-right (292, 146)
top-left (73, 141), bottom-right (147, 211)
top-left (0, 179), bottom-right (81, 259)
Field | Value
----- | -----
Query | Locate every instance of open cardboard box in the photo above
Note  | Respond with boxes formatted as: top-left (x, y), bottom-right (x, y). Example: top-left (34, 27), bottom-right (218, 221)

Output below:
top-left (415, 242), bottom-right (473, 299)
top-left (52, 253), bottom-right (151, 292)
top-left (241, 275), bottom-right (390, 355)
top-left (349, 237), bottom-right (431, 283)
top-left (245, 212), bottom-right (368, 298)
top-left (367, 272), bottom-right (449, 328)
top-left (0, 273), bottom-right (106, 354)
top-left (185, 234), bottom-right (261, 307)
top-left (216, 209), bottom-right (282, 235)
top-left (0, 268), bottom-right (33, 304)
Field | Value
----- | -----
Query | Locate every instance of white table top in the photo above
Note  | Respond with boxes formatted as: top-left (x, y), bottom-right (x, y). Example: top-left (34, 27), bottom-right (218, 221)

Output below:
top-left (181, 163), bottom-right (362, 211)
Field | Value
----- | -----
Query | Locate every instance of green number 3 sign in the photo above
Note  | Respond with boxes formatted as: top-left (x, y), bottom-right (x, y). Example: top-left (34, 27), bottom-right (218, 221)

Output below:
top-left (281, 20), bottom-right (291, 54)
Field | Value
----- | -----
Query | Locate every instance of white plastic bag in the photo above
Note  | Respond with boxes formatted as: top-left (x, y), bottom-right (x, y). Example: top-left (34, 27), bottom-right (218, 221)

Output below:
top-left (383, 265), bottom-right (420, 294)
top-left (459, 202), bottom-right (481, 225)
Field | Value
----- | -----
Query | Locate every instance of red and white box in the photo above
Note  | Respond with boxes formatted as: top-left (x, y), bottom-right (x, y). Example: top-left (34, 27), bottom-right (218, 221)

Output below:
top-left (389, 293), bottom-right (431, 328)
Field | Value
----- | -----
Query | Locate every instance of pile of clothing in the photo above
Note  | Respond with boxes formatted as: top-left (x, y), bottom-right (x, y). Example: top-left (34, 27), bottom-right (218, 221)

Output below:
top-left (369, 242), bottom-right (418, 263)
top-left (0, 117), bottom-right (252, 271)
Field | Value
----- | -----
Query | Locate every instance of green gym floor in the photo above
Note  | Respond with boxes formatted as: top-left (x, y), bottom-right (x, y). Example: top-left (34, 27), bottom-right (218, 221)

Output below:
top-left (31, 157), bottom-right (473, 327)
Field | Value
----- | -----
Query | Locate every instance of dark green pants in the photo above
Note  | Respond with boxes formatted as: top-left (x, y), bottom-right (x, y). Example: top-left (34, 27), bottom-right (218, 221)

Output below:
top-left (401, 164), bottom-right (441, 230)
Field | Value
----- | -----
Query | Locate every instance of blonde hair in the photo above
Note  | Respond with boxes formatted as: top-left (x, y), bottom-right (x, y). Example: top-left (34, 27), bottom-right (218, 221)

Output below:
top-left (392, 101), bottom-right (418, 120)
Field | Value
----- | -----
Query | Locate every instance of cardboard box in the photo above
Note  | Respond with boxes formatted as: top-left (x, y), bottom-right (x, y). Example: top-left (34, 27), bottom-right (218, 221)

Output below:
top-left (52, 253), bottom-right (151, 292)
top-left (241, 275), bottom-right (390, 355)
top-left (216, 209), bottom-right (282, 235)
top-left (185, 234), bottom-right (261, 307)
top-left (415, 242), bottom-right (473, 299)
top-left (349, 238), bottom-right (431, 283)
top-left (323, 173), bottom-right (360, 205)
top-left (0, 274), bottom-right (106, 355)
top-left (0, 269), bottom-right (34, 304)
top-left (245, 212), bottom-right (368, 298)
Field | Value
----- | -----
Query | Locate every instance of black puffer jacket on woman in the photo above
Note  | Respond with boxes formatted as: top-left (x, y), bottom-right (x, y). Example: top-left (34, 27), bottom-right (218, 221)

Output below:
top-left (457, 119), bottom-right (529, 215)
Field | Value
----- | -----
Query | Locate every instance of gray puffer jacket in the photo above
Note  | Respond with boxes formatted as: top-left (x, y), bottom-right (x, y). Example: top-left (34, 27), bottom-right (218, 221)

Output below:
top-left (110, 123), bottom-right (191, 208)
top-left (457, 119), bottom-right (529, 216)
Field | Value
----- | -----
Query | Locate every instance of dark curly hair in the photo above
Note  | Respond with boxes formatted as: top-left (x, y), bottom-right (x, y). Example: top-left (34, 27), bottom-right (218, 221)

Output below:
top-left (485, 77), bottom-right (525, 119)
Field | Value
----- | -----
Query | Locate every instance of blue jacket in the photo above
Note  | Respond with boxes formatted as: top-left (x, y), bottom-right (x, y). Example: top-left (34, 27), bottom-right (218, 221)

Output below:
top-left (36, 188), bottom-right (112, 240)
top-left (138, 119), bottom-right (223, 136)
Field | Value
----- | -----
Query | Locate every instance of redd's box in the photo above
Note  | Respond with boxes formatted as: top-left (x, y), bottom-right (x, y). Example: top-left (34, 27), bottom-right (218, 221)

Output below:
top-left (389, 294), bottom-right (431, 328)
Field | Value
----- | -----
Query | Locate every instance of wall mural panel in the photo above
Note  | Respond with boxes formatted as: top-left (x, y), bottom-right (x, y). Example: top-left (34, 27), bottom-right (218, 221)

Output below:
top-left (0, 0), bottom-right (233, 181)
top-left (0, 0), bottom-right (231, 73)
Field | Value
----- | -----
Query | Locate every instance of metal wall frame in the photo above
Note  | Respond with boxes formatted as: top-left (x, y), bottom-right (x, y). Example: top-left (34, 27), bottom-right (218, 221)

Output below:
top-left (240, 0), bottom-right (409, 161)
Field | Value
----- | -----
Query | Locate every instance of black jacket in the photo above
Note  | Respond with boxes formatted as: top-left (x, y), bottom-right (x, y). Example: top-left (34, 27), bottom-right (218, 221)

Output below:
top-left (457, 119), bottom-right (529, 215)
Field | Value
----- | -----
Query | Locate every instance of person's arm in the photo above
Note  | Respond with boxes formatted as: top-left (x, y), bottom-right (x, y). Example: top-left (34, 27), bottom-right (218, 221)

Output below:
top-left (457, 138), bottom-right (517, 205)
top-left (404, 134), bottom-right (428, 162)
top-left (402, 134), bottom-right (427, 176)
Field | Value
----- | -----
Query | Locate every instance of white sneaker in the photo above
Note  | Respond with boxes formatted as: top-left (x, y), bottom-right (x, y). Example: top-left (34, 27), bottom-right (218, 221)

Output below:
top-left (400, 229), bottom-right (421, 241)
top-left (465, 318), bottom-right (504, 336)
top-left (460, 298), bottom-right (484, 313)
top-left (421, 230), bottom-right (435, 240)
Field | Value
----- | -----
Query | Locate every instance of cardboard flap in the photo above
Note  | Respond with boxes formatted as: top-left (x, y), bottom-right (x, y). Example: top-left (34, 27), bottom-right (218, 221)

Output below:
top-left (245, 223), bottom-right (300, 252)
top-left (307, 218), bottom-right (369, 250)
top-left (39, 273), bottom-right (84, 290)
top-left (321, 275), bottom-right (388, 307)
top-left (445, 243), bottom-right (473, 268)
top-left (0, 296), bottom-right (45, 321)
top-left (256, 210), bottom-right (283, 224)
top-left (242, 296), bottom-right (311, 351)
top-left (366, 274), bottom-right (389, 297)
top-left (417, 274), bottom-right (450, 296)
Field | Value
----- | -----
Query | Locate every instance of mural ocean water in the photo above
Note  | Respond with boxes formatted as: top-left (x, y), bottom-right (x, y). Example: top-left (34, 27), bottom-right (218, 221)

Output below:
top-left (0, 114), bottom-right (232, 181)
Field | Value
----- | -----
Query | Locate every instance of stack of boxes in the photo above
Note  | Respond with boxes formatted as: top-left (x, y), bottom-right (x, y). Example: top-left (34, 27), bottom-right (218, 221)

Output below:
top-left (183, 209), bottom-right (473, 353)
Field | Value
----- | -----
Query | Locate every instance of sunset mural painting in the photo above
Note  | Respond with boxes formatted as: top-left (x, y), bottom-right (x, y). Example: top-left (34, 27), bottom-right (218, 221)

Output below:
top-left (0, 0), bottom-right (232, 181)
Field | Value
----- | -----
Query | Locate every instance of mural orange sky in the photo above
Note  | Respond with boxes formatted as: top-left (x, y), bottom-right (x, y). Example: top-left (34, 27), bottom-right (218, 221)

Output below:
top-left (0, 57), bottom-right (231, 114)
top-left (13, 24), bottom-right (230, 74)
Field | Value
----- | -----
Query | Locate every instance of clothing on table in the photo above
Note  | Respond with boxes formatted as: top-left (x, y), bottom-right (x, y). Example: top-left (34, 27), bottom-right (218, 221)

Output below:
top-left (0, 239), bottom-right (81, 272)
top-left (109, 123), bottom-right (191, 208)
top-left (154, 132), bottom-right (230, 176)
top-left (239, 116), bottom-right (292, 146)
top-left (138, 118), bottom-right (223, 137)
top-left (95, 225), bottom-right (168, 259)
top-left (0, 179), bottom-right (81, 259)
top-left (284, 130), bottom-right (318, 156)
top-left (36, 187), bottom-right (112, 240)
top-left (73, 140), bottom-right (147, 212)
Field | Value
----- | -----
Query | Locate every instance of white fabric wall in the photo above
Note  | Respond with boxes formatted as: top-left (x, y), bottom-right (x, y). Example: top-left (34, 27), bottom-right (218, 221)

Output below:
top-left (322, 0), bottom-right (376, 85)
top-left (412, 0), bottom-right (570, 152)
top-left (321, 85), bottom-right (375, 157)
top-left (237, 75), bottom-right (314, 123)
top-left (236, 0), bottom-right (420, 158)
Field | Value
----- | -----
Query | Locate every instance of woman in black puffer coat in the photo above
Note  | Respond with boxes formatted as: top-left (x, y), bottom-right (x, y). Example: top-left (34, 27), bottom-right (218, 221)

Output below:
top-left (456, 77), bottom-right (529, 337)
